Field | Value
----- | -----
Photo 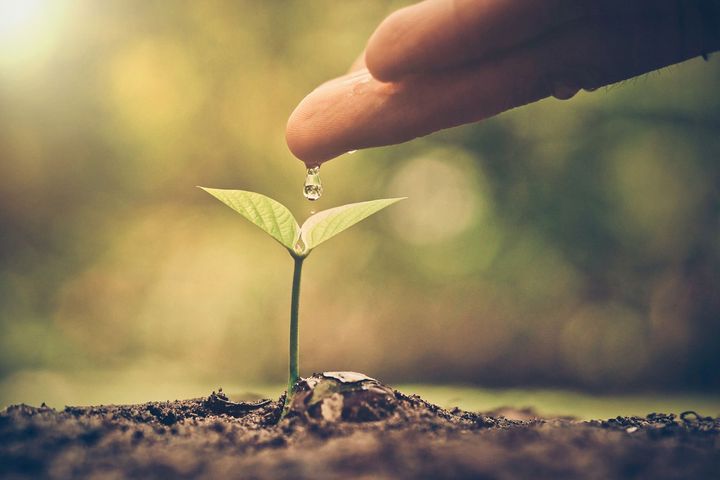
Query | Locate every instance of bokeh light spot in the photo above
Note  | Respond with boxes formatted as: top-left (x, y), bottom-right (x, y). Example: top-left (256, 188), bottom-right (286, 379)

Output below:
top-left (387, 149), bottom-right (488, 245)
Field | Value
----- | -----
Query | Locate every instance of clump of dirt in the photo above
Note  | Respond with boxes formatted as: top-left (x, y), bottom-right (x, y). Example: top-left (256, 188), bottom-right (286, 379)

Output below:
top-left (286, 371), bottom-right (401, 422)
top-left (1, 372), bottom-right (718, 479)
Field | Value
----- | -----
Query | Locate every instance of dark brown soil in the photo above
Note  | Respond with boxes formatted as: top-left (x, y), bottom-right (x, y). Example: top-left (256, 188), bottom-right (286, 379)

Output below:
top-left (1, 376), bottom-right (719, 479)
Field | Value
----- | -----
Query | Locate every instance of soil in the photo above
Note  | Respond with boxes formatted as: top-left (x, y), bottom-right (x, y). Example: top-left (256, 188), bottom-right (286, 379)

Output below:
top-left (1, 372), bottom-right (718, 480)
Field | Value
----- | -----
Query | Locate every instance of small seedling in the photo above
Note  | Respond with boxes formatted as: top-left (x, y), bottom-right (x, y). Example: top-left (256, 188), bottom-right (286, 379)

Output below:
top-left (200, 187), bottom-right (404, 413)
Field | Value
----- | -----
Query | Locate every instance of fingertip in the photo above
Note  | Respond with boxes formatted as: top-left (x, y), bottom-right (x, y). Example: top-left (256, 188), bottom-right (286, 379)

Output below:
top-left (287, 70), bottom-right (382, 166)
top-left (286, 86), bottom-right (347, 167)
top-left (286, 100), bottom-right (324, 167)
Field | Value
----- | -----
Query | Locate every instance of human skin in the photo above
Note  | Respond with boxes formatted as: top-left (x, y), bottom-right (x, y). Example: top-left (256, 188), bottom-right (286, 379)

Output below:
top-left (286, 0), bottom-right (720, 166)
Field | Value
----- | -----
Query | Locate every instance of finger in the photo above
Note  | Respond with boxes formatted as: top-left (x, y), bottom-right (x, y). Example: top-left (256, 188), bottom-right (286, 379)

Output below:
top-left (287, 11), bottom-right (718, 166)
top-left (365, 0), bottom-right (658, 81)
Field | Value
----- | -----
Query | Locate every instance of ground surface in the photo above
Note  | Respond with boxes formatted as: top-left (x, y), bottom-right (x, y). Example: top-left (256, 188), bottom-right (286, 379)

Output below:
top-left (1, 377), bottom-right (719, 479)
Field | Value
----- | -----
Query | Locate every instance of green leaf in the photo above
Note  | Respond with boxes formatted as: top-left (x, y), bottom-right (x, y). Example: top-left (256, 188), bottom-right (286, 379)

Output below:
top-left (300, 198), bottom-right (405, 251)
top-left (200, 187), bottom-right (300, 251)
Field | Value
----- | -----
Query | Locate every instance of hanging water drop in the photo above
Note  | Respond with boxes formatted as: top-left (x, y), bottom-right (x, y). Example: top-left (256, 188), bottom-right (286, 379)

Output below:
top-left (303, 166), bottom-right (323, 201)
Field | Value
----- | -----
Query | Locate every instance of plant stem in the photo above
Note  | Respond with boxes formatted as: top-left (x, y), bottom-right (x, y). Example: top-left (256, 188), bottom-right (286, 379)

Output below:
top-left (285, 255), bottom-right (305, 411)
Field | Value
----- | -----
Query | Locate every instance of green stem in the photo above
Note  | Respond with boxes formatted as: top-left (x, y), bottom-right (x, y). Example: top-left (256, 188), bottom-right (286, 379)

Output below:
top-left (284, 255), bottom-right (305, 412)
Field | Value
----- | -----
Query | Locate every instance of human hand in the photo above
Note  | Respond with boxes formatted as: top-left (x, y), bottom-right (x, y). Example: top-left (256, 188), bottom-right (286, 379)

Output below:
top-left (286, 0), bottom-right (719, 166)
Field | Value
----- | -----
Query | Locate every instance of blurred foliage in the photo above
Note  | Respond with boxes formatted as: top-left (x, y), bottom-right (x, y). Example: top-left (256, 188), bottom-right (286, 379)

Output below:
top-left (1, 0), bottom-right (719, 406)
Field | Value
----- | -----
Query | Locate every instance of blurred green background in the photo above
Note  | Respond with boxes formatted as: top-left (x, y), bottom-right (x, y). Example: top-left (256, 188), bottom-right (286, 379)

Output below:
top-left (1, 1), bottom-right (719, 413)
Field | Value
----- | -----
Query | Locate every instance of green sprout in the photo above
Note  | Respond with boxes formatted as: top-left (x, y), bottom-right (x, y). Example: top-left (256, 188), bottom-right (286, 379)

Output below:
top-left (200, 188), bottom-right (404, 413)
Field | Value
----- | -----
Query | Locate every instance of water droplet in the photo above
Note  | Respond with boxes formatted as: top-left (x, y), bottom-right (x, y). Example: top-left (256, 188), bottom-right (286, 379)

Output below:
top-left (303, 166), bottom-right (323, 201)
top-left (347, 150), bottom-right (357, 155)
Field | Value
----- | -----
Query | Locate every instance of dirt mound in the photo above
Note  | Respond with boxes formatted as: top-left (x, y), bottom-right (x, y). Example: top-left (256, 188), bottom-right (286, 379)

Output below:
top-left (1, 374), bottom-right (718, 479)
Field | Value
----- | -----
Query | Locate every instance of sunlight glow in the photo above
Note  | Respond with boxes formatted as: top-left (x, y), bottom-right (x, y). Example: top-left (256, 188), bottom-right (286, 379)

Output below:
top-left (0, 0), bottom-right (45, 39)
top-left (0, 0), bottom-right (64, 69)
